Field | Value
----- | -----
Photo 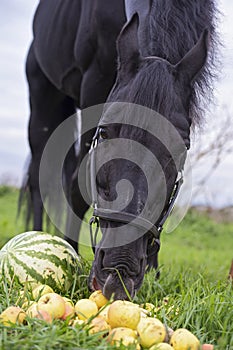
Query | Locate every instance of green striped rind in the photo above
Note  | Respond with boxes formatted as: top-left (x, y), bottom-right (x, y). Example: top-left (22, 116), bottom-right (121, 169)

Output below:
top-left (0, 231), bottom-right (81, 292)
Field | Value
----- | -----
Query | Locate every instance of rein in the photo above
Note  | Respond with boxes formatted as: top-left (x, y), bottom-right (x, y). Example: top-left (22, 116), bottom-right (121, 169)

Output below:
top-left (88, 128), bottom-right (183, 254)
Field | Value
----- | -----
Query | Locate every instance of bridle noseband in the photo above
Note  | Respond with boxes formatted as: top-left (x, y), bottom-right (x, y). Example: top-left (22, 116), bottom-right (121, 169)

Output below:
top-left (88, 128), bottom-right (183, 254)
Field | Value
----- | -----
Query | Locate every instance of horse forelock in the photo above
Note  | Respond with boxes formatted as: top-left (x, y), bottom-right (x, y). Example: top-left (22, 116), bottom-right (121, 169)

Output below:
top-left (147, 0), bottom-right (220, 126)
top-left (127, 61), bottom-right (176, 118)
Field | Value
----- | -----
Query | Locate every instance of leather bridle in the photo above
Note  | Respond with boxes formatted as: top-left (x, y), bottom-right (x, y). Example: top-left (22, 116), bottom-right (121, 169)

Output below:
top-left (88, 127), bottom-right (183, 254)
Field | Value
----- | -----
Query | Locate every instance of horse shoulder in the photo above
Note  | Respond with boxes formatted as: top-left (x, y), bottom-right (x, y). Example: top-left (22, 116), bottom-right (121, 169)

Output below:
top-left (74, 0), bottom-right (126, 74)
top-left (32, 0), bottom-right (82, 91)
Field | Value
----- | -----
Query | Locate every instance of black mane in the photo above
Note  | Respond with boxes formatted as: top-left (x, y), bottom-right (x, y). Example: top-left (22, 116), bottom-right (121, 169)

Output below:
top-left (128, 60), bottom-right (177, 118)
top-left (147, 0), bottom-right (219, 124)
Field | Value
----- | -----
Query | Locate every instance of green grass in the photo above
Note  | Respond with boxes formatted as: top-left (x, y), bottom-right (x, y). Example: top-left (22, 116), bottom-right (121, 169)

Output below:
top-left (160, 209), bottom-right (233, 281)
top-left (0, 186), bottom-right (233, 349)
top-left (0, 186), bottom-right (26, 247)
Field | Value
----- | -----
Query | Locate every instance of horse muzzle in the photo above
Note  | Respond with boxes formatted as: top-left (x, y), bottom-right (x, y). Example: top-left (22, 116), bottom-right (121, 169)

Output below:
top-left (90, 272), bottom-right (135, 300)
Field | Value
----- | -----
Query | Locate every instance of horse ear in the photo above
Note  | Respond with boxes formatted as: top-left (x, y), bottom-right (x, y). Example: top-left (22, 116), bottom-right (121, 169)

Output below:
top-left (175, 29), bottom-right (209, 83)
top-left (116, 13), bottom-right (141, 77)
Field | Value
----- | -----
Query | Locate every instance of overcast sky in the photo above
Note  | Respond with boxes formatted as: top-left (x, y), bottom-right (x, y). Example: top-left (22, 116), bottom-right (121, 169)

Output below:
top-left (0, 0), bottom-right (232, 207)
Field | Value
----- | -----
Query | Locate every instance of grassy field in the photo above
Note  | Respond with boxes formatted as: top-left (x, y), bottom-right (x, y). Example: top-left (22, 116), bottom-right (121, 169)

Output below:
top-left (0, 186), bottom-right (233, 349)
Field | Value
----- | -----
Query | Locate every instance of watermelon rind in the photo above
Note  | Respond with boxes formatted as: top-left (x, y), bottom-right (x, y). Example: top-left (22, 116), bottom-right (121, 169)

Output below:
top-left (0, 231), bottom-right (82, 293)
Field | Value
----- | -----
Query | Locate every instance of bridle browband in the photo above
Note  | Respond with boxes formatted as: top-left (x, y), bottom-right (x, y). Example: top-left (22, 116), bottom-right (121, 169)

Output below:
top-left (88, 127), bottom-right (183, 254)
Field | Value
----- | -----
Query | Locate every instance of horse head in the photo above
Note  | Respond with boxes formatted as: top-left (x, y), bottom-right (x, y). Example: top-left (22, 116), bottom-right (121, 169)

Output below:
top-left (89, 14), bottom-right (209, 300)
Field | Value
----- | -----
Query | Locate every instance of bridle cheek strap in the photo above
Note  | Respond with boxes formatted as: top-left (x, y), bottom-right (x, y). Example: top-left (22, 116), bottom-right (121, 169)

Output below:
top-left (88, 128), bottom-right (184, 254)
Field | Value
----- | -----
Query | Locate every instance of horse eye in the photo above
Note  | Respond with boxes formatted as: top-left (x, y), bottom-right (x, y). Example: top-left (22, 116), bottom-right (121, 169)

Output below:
top-left (99, 127), bottom-right (108, 140)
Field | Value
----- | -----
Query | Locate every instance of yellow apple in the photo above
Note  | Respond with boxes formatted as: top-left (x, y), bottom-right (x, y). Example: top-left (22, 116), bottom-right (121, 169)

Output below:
top-left (37, 293), bottom-right (65, 319)
top-left (88, 316), bottom-right (111, 335)
top-left (61, 297), bottom-right (75, 320)
top-left (170, 328), bottom-right (200, 350)
top-left (75, 299), bottom-right (98, 320)
top-left (25, 301), bottom-right (52, 323)
top-left (22, 300), bottom-right (35, 311)
top-left (32, 284), bottom-right (54, 300)
top-left (26, 302), bottom-right (39, 317)
top-left (98, 304), bottom-right (111, 322)
top-left (89, 290), bottom-right (109, 309)
top-left (150, 343), bottom-right (174, 350)
top-left (0, 306), bottom-right (26, 326)
top-left (137, 317), bottom-right (166, 348)
top-left (33, 309), bottom-right (53, 323)
top-left (107, 300), bottom-right (141, 330)
top-left (108, 327), bottom-right (137, 346)
top-left (122, 336), bottom-right (141, 349)
top-left (62, 297), bottom-right (74, 306)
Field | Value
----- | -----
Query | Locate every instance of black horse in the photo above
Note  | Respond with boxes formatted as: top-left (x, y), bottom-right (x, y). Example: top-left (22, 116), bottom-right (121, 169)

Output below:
top-left (23, 0), bottom-right (218, 299)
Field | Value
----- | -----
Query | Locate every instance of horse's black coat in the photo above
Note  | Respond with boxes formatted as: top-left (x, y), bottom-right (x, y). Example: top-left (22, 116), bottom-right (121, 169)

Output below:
top-left (23, 0), bottom-right (218, 299)
top-left (24, 0), bottom-right (126, 232)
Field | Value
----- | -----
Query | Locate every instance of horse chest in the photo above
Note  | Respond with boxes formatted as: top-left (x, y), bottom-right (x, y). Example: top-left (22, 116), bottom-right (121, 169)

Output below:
top-left (32, 0), bottom-right (126, 104)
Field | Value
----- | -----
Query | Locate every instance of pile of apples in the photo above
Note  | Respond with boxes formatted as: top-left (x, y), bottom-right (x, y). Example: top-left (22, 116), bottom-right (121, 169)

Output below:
top-left (0, 284), bottom-right (213, 350)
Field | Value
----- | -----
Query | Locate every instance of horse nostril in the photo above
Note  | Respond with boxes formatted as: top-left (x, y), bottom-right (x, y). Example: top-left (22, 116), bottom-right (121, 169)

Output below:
top-left (98, 249), bottom-right (105, 269)
top-left (104, 189), bottom-right (110, 197)
top-left (103, 274), bottom-right (135, 300)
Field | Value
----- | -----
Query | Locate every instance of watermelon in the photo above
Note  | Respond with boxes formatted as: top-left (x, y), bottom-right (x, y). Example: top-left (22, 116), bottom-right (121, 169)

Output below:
top-left (0, 231), bottom-right (81, 292)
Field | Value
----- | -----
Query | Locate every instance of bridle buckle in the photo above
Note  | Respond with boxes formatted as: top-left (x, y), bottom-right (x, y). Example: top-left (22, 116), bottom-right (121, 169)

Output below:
top-left (89, 216), bottom-right (99, 254)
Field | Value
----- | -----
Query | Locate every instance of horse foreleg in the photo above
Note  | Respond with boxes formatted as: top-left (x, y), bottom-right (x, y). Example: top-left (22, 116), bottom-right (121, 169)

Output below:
top-left (65, 122), bottom-right (95, 253)
top-left (31, 188), bottom-right (43, 231)
top-left (146, 238), bottom-right (160, 278)
top-left (65, 54), bottom-right (115, 253)
top-left (26, 43), bottom-right (77, 233)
